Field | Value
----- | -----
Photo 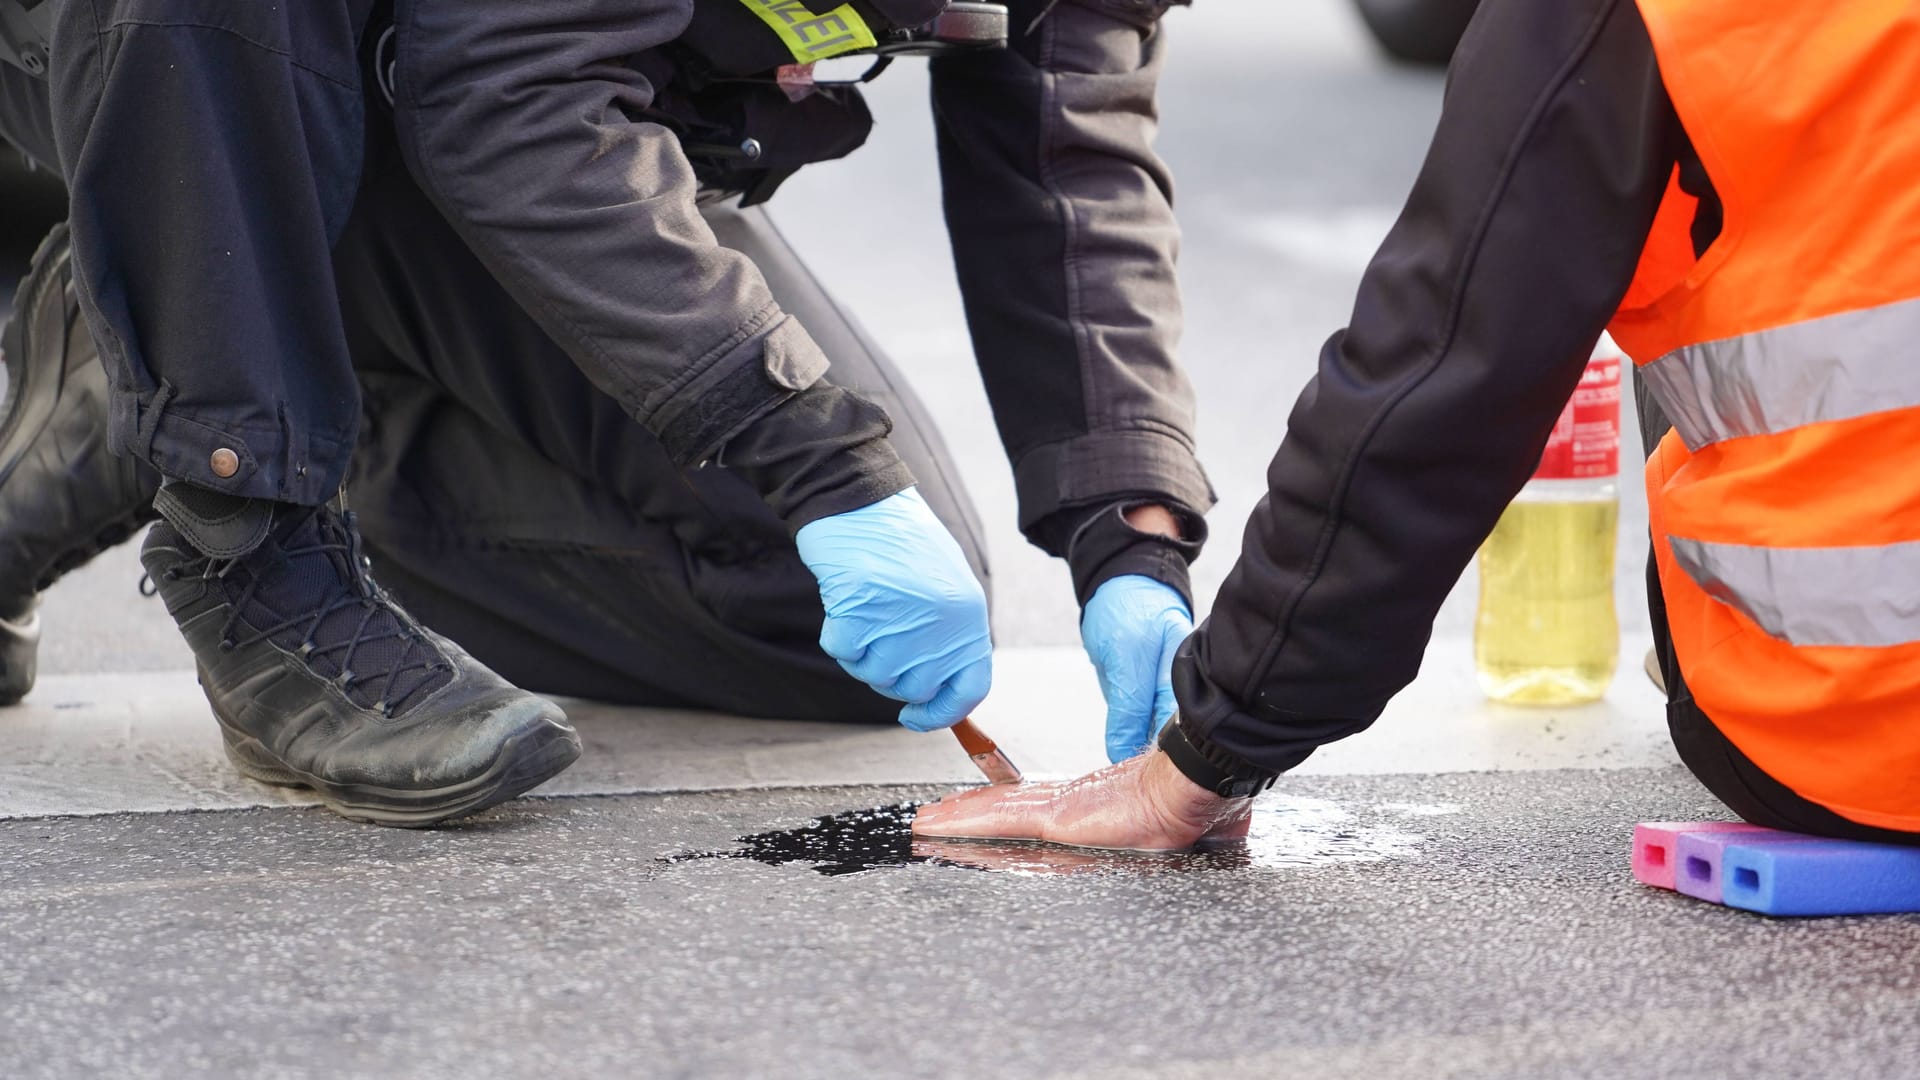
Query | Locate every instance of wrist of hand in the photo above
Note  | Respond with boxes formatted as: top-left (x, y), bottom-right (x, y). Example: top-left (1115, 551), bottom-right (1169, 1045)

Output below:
top-left (1140, 749), bottom-right (1249, 839)
top-left (1063, 500), bottom-right (1206, 609)
top-left (1123, 503), bottom-right (1184, 540)
top-left (1156, 714), bottom-right (1281, 798)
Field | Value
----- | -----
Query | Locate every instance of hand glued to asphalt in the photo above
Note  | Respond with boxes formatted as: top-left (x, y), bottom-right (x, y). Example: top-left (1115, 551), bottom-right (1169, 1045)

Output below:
top-left (912, 749), bottom-right (1252, 852)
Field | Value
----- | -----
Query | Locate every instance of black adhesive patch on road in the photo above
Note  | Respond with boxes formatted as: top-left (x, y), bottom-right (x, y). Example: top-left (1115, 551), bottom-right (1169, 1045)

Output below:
top-left (666, 802), bottom-right (938, 876)
top-left (6, 769), bottom-right (1920, 1079)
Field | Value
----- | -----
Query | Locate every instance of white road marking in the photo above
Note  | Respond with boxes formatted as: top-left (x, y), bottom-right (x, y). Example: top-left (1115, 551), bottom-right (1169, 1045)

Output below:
top-left (0, 635), bottom-right (1675, 820)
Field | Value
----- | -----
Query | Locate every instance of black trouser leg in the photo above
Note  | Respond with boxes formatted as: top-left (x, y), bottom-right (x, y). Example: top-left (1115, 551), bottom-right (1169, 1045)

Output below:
top-left (45, 0), bottom-right (373, 505)
top-left (1650, 557), bottom-right (1920, 845)
top-left (1665, 689), bottom-right (1920, 845)
top-left (332, 154), bottom-right (989, 720)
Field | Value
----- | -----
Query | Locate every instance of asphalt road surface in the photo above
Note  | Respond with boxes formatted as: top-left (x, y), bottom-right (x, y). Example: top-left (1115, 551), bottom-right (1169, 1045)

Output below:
top-left (6, 771), bottom-right (1918, 1080)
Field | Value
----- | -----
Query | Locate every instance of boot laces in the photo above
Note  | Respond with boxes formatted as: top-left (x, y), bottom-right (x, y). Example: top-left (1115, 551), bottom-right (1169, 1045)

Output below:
top-left (152, 509), bottom-right (452, 716)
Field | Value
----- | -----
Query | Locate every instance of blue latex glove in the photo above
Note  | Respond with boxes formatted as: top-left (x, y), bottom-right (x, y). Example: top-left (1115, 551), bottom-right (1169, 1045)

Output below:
top-left (1081, 574), bottom-right (1193, 763)
top-left (796, 488), bottom-right (992, 731)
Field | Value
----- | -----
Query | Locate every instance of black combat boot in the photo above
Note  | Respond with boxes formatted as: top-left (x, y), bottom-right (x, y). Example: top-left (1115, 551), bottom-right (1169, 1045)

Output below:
top-left (140, 500), bottom-right (582, 826)
top-left (0, 224), bottom-right (161, 704)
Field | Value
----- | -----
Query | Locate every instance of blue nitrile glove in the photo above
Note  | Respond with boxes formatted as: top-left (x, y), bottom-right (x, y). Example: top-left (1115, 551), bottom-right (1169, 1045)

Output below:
top-left (1081, 574), bottom-right (1193, 763)
top-left (796, 488), bottom-right (992, 732)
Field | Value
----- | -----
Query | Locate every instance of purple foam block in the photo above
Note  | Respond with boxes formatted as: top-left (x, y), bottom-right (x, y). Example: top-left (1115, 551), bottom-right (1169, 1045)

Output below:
top-left (1719, 836), bottom-right (1920, 917)
top-left (1674, 828), bottom-right (1818, 904)
top-left (1633, 822), bottom-right (1769, 891)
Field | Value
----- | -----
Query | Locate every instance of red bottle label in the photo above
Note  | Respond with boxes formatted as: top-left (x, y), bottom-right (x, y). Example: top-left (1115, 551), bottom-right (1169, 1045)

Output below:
top-left (1535, 354), bottom-right (1621, 480)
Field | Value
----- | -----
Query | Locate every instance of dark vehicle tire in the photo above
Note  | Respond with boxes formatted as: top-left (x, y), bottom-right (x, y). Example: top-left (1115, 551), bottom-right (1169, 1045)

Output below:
top-left (1352, 0), bottom-right (1483, 65)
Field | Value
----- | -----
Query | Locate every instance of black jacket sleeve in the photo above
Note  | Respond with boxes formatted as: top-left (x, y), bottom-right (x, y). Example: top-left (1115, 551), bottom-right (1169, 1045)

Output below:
top-left (1168, 0), bottom-right (1687, 777)
top-left (930, 0), bottom-right (1214, 605)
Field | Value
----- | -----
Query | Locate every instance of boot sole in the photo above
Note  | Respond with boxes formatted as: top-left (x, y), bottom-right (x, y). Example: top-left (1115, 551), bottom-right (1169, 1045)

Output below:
top-left (217, 713), bottom-right (583, 828)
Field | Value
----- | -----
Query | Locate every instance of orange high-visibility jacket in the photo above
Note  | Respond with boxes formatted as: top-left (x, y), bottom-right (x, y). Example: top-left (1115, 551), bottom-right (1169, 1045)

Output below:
top-left (1611, 0), bottom-right (1920, 829)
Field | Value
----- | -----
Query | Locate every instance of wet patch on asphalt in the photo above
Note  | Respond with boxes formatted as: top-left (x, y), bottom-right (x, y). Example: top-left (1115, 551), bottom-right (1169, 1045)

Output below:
top-left (665, 795), bottom-right (1449, 877)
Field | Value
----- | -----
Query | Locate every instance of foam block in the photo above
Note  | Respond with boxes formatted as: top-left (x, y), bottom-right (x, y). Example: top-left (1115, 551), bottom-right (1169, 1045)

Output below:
top-left (1673, 828), bottom-right (1820, 904)
top-left (1717, 836), bottom-right (1920, 916)
top-left (1632, 821), bottom-right (1769, 891)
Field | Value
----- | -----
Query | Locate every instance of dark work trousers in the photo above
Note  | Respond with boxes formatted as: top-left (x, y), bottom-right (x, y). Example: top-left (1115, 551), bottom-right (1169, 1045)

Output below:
top-left (1636, 378), bottom-right (1920, 845)
top-left (43, 0), bottom-right (374, 506)
top-left (331, 145), bottom-right (989, 723)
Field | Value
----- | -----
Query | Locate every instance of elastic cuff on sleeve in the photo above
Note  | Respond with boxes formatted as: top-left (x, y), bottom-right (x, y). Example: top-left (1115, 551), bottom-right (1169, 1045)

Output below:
top-left (1157, 714), bottom-right (1283, 798)
top-left (1065, 500), bottom-right (1205, 608)
top-left (1169, 633), bottom-right (1386, 778)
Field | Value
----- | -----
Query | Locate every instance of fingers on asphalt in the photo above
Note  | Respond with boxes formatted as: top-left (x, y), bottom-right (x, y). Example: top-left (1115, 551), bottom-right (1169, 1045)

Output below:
top-left (912, 781), bottom-right (1052, 839)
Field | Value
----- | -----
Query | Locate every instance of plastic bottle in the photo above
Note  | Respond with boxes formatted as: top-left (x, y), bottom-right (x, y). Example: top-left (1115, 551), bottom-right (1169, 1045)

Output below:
top-left (1474, 334), bottom-right (1622, 705)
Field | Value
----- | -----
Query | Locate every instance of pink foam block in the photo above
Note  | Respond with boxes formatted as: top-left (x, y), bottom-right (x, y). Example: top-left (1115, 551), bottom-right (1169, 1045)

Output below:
top-left (1633, 822), bottom-right (1770, 890)
top-left (1673, 828), bottom-right (1821, 904)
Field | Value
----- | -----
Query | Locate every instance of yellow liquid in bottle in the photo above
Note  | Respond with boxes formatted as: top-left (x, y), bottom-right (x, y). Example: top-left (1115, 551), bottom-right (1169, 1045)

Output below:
top-left (1474, 497), bottom-right (1619, 706)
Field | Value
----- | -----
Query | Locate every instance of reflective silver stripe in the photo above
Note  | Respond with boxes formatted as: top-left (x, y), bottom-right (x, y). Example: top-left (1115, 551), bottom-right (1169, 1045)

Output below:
top-left (1669, 536), bottom-right (1920, 647)
top-left (1640, 295), bottom-right (1920, 451)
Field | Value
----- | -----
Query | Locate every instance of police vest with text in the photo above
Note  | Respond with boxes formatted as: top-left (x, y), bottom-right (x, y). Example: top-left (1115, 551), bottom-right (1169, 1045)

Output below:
top-left (656, 0), bottom-right (1009, 204)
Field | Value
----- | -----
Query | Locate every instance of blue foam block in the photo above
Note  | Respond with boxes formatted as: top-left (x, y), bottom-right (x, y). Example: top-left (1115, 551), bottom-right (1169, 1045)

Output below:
top-left (1718, 836), bottom-right (1920, 916)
